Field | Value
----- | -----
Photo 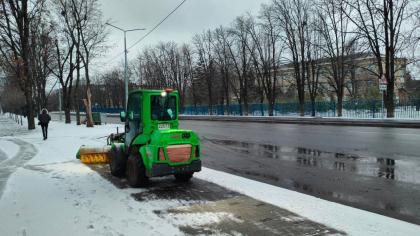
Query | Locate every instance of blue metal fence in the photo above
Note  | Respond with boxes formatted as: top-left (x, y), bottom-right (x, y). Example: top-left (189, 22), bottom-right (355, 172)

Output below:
top-left (182, 99), bottom-right (420, 119)
top-left (85, 99), bottom-right (420, 119)
top-left (91, 107), bottom-right (124, 114)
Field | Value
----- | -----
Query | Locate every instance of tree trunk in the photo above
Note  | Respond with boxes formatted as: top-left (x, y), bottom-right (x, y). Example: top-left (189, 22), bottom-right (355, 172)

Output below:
top-left (298, 86), bottom-right (305, 117)
top-left (243, 89), bottom-right (249, 116)
top-left (62, 87), bottom-right (71, 124)
top-left (238, 97), bottom-right (243, 116)
top-left (337, 95), bottom-right (343, 117)
top-left (75, 66), bottom-right (81, 125)
top-left (65, 107), bottom-right (71, 123)
top-left (84, 57), bottom-right (94, 127)
top-left (84, 87), bottom-right (94, 127)
top-left (311, 98), bottom-right (316, 117)
top-left (24, 88), bottom-right (35, 130)
top-left (207, 82), bottom-right (213, 115)
top-left (74, 79), bottom-right (81, 125)
top-left (192, 82), bottom-right (198, 115)
top-left (299, 103), bottom-right (305, 117)
top-left (219, 97), bottom-right (225, 115)
top-left (386, 83), bottom-right (395, 118)
top-left (268, 101), bottom-right (274, 117)
top-left (260, 95), bottom-right (265, 116)
top-left (225, 84), bottom-right (230, 115)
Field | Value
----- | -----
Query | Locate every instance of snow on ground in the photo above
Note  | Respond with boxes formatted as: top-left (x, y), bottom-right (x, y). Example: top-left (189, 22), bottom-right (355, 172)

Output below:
top-left (0, 139), bottom-right (21, 161)
top-left (0, 119), bottom-right (192, 236)
top-left (1, 115), bottom-right (420, 236)
top-left (197, 168), bottom-right (420, 236)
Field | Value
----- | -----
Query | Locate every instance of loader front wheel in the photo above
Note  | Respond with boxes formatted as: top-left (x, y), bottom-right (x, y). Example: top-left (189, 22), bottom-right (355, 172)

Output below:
top-left (109, 147), bottom-right (126, 177)
top-left (127, 154), bottom-right (148, 187)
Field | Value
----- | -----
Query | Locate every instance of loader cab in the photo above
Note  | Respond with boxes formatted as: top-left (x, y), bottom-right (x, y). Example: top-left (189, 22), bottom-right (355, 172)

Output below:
top-left (122, 92), bottom-right (143, 148)
top-left (120, 89), bottom-right (179, 148)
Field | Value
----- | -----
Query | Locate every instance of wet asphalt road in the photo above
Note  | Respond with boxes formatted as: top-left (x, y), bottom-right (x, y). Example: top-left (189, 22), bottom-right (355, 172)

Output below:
top-left (179, 120), bottom-right (420, 225)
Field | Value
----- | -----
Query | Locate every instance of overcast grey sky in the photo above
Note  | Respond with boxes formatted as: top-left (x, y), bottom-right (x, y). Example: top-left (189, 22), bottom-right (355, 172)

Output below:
top-left (93, 0), bottom-right (271, 73)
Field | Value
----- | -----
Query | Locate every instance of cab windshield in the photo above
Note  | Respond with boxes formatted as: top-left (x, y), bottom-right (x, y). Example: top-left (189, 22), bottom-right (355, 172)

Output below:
top-left (151, 95), bottom-right (177, 121)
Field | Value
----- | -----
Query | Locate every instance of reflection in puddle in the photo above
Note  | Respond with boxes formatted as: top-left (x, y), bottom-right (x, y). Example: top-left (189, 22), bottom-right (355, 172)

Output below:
top-left (205, 138), bottom-right (420, 185)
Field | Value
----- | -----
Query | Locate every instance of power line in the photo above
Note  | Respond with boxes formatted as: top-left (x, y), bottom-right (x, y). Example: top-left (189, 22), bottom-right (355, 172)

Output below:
top-left (104, 51), bottom-right (125, 65)
top-left (103, 0), bottom-right (187, 66)
top-left (127, 0), bottom-right (187, 50)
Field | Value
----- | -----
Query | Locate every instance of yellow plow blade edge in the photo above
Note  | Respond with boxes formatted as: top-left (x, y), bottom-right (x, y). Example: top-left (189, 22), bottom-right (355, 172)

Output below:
top-left (77, 146), bottom-right (111, 164)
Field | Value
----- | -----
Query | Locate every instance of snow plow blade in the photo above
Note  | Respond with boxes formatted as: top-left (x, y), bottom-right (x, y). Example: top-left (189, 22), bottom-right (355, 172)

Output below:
top-left (76, 146), bottom-right (111, 164)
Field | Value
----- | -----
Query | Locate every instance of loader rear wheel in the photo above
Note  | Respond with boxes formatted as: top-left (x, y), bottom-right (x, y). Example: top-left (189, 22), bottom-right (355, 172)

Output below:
top-left (109, 147), bottom-right (126, 177)
top-left (174, 173), bottom-right (193, 182)
top-left (127, 154), bottom-right (148, 187)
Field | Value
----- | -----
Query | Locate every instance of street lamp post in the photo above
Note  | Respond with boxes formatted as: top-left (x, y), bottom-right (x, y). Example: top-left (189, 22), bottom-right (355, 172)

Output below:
top-left (58, 79), bottom-right (62, 121)
top-left (106, 23), bottom-right (145, 110)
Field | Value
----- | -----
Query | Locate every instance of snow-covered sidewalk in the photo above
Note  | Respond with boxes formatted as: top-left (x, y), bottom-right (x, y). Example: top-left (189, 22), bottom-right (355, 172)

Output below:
top-left (0, 116), bottom-right (419, 235)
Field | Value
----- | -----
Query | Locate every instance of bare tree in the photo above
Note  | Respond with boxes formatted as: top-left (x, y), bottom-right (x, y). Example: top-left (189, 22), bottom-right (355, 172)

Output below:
top-left (61, 0), bottom-right (107, 127)
top-left (180, 43), bottom-right (195, 110)
top-left (273, 0), bottom-right (311, 116)
top-left (344, 0), bottom-right (419, 117)
top-left (245, 5), bottom-right (283, 116)
top-left (228, 16), bottom-right (254, 115)
top-left (134, 42), bottom-right (194, 111)
top-left (316, 0), bottom-right (355, 117)
top-left (29, 4), bottom-right (55, 112)
top-left (0, 76), bottom-right (26, 114)
top-left (92, 68), bottom-right (123, 108)
top-left (306, 17), bottom-right (323, 116)
top-left (193, 30), bottom-right (216, 114)
top-left (159, 42), bottom-right (189, 109)
top-left (212, 26), bottom-right (233, 114)
top-left (0, 0), bottom-right (46, 129)
top-left (49, 28), bottom-right (76, 123)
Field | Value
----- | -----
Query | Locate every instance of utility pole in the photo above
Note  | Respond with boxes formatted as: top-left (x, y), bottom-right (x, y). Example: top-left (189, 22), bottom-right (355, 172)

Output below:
top-left (106, 23), bottom-right (145, 110)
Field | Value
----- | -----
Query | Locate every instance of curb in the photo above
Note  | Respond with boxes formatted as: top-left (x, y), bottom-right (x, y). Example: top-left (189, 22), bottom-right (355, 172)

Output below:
top-left (180, 115), bottom-right (420, 128)
top-left (49, 112), bottom-right (420, 128)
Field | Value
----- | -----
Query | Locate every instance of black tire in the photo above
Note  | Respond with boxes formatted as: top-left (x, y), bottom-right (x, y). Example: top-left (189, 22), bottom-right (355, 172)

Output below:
top-left (174, 173), bottom-right (194, 182)
top-left (109, 147), bottom-right (127, 177)
top-left (126, 153), bottom-right (148, 187)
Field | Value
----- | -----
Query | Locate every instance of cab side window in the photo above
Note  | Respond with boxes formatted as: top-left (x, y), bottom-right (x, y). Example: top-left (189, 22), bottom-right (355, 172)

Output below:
top-left (128, 93), bottom-right (141, 120)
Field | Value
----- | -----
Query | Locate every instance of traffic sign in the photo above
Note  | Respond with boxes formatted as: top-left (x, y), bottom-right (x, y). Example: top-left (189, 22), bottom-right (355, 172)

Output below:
top-left (379, 75), bottom-right (387, 92)
top-left (379, 84), bottom-right (387, 91)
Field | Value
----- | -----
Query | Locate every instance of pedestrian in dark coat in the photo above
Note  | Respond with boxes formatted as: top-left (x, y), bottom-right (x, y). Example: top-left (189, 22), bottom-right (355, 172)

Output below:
top-left (38, 108), bottom-right (51, 140)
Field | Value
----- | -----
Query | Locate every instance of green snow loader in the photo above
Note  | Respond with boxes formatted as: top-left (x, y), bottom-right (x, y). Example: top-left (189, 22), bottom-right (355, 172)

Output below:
top-left (78, 89), bottom-right (201, 187)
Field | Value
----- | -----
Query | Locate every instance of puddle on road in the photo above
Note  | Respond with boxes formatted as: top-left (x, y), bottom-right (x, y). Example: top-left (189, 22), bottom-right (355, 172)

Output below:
top-left (205, 138), bottom-right (420, 185)
top-left (204, 138), bottom-right (420, 225)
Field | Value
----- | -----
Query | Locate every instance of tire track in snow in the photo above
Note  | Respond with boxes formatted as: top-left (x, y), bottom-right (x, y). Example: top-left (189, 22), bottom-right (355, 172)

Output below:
top-left (0, 148), bottom-right (7, 163)
top-left (0, 139), bottom-right (38, 197)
